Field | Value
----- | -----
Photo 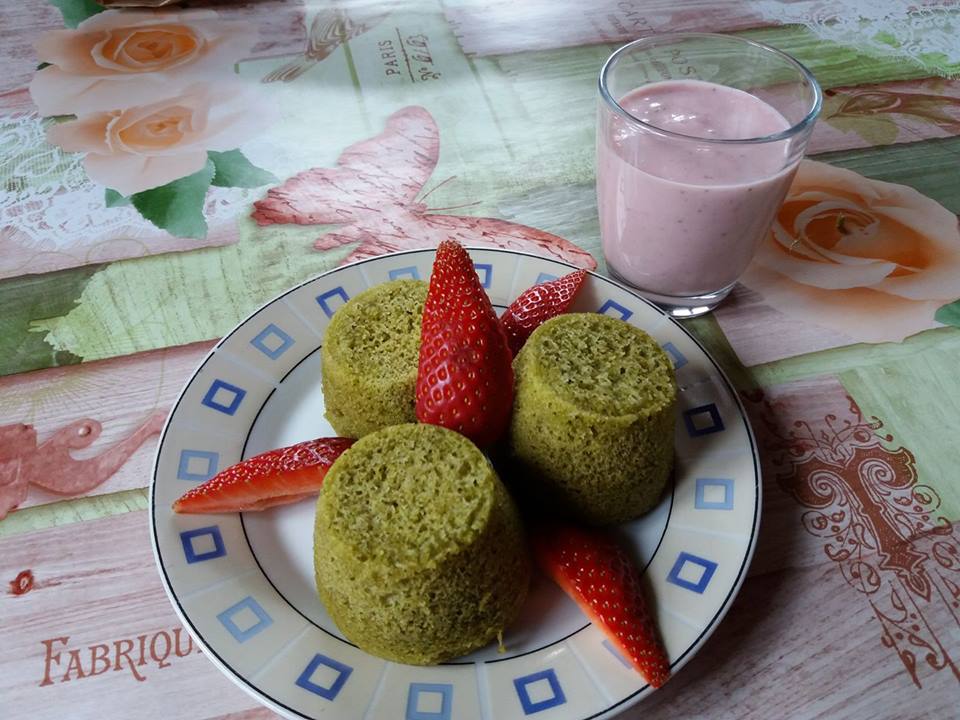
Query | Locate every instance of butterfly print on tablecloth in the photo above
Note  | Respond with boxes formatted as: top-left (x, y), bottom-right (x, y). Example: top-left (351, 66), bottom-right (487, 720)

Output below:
top-left (262, 5), bottom-right (388, 83)
top-left (251, 105), bottom-right (597, 269)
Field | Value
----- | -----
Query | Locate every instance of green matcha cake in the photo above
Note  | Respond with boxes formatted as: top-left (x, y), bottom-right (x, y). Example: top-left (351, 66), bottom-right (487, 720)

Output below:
top-left (321, 279), bottom-right (427, 438)
top-left (313, 423), bottom-right (530, 665)
top-left (509, 313), bottom-right (677, 525)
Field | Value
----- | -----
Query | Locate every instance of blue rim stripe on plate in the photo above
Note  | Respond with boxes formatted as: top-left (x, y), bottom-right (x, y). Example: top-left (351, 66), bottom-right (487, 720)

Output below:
top-left (179, 526), bottom-right (226, 564)
top-left (601, 639), bottom-right (632, 669)
top-left (389, 266), bottom-right (421, 281)
top-left (695, 478), bottom-right (735, 510)
top-left (666, 552), bottom-right (719, 594)
top-left (661, 341), bottom-right (688, 369)
top-left (316, 287), bottom-right (350, 318)
top-left (177, 449), bottom-right (219, 482)
top-left (295, 653), bottom-right (353, 700)
top-left (597, 299), bottom-right (633, 321)
top-left (682, 403), bottom-right (725, 437)
top-left (406, 682), bottom-right (454, 720)
top-left (218, 596), bottom-right (274, 643)
top-left (513, 669), bottom-right (567, 714)
top-left (475, 263), bottom-right (493, 288)
top-left (201, 379), bottom-right (247, 416)
top-left (251, 323), bottom-right (296, 360)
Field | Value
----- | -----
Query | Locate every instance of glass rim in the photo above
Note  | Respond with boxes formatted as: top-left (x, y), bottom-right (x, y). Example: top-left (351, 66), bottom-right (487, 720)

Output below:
top-left (598, 32), bottom-right (823, 145)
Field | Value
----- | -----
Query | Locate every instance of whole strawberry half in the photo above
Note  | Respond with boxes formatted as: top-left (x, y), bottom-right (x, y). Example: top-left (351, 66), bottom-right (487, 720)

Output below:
top-left (172, 436), bottom-right (354, 513)
top-left (501, 269), bottom-right (587, 356)
top-left (534, 524), bottom-right (671, 688)
top-left (416, 240), bottom-right (514, 448)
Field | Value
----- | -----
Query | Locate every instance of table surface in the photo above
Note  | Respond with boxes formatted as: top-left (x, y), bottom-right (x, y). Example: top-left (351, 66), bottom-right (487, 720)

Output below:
top-left (2, 1), bottom-right (959, 718)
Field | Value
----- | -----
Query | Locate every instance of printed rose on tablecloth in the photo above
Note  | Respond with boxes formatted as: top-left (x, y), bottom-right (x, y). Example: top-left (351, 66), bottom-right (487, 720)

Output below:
top-left (822, 84), bottom-right (960, 146)
top-left (30, 10), bottom-right (257, 116)
top-left (48, 83), bottom-right (273, 197)
top-left (29, 4), bottom-right (276, 239)
top-left (741, 160), bottom-right (960, 343)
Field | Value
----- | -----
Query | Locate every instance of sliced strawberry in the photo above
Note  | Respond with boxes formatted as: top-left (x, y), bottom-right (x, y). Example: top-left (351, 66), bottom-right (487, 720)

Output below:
top-left (501, 269), bottom-right (587, 356)
top-left (416, 240), bottom-right (514, 448)
top-left (172, 436), bottom-right (354, 514)
top-left (533, 524), bottom-right (671, 688)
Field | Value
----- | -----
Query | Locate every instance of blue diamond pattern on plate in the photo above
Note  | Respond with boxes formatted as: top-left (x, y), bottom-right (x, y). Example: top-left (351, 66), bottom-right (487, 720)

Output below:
top-left (389, 266), bottom-right (421, 281)
top-left (250, 323), bottom-right (295, 360)
top-left (295, 653), bottom-right (353, 700)
top-left (597, 299), bottom-right (633, 321)
top-left (406, 682), bottom-right (453, 720)
top-left (513, 668), bottom-right (566, 715)
top-left (316, 287), bottom-right (350, 318)
top-left (201, 379), bottom-right (247, 416)
top-left (179, 525), bottom-right (226, 564)
top-left (695, 478), bottom-right (734, 510)
top-left (176, 449), bottom-right (219, 482)
top-left (217, 596), bottom-right (274, 643)
top-left (682, 403), bottom-right (725, 436)
top-left (602, 639), bottom-right (632, 669)
top-left (474, 263), bottom-right (493, 288)
top-left (661, 341), bottom-right (688, 369)
top-left (666, 551), bottom-right (718, 594)
top-left (535, 272), bottom-right (558, 284)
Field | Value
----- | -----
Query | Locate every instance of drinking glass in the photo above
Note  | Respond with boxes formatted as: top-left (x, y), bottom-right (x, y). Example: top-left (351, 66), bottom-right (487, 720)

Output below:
top-left (597, 33), bottom-right (822, 317)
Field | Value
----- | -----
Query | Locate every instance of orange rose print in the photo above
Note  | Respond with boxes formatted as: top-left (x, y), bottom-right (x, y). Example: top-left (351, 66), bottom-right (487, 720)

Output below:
top-left (741, 160), bottom-right (960, 343)
top-left (28, 7), bottom-right (276, 234)
top-left (30, 10), bottom-right (256, 116)
top-left (46, 83), bottom-right (274, 195)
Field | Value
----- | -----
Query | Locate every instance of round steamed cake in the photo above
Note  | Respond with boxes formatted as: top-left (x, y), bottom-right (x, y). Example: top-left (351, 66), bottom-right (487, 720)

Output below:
top-left (509, 313), bottom-right (677, 525)
top-left (313, 423), bottom-right (530, 665)
top-left (321, 279), bottom-right (427, 438)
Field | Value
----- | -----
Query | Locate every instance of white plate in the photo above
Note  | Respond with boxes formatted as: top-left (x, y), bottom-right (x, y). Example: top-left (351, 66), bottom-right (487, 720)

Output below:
top-left (151, 248), bottom-right (761, 720)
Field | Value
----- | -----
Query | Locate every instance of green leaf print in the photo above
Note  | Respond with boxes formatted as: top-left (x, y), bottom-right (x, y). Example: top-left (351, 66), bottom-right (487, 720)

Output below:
top-left (209, 150), bottom-right (277, 188)
top-left (130, 160), bottom-right (216, 239)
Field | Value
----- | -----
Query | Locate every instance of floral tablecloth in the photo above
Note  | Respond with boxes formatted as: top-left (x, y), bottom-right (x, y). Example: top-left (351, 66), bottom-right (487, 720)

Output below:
top-left (1, 1), bottom-right (958, 718)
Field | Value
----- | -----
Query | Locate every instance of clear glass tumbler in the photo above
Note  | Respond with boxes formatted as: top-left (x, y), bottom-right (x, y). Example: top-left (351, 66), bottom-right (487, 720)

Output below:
top-left (597, 33), bottom-right (822, 317)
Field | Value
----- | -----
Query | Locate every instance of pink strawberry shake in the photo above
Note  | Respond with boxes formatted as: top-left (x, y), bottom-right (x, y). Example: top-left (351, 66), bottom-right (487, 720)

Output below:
top-left (598, 79), bottom-right (797, 298)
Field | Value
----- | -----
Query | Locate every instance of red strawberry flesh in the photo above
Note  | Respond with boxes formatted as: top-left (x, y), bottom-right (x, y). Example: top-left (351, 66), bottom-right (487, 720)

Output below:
top-left (416, 240), bottom-right (514, 447)
top-left (534, 524), bottom-right (671, 688)
top-left (501, 269), bottom-right (587, 356)
top-left (172, 436), bottom-right (354, 514)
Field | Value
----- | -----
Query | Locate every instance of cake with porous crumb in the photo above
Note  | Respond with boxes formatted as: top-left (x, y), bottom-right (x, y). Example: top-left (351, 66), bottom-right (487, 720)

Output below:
top-left (313, 423), bottom-right (530, 665)
top-left (509, 313), bottom-right (676, 525)
top-left (321, 279), bottom-right (427, 438)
